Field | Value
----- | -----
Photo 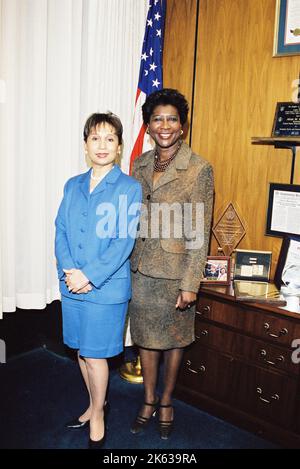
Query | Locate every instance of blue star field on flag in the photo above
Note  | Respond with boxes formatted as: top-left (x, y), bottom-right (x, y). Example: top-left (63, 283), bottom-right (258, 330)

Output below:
top-left (138, 0), bottom-right (166, 96)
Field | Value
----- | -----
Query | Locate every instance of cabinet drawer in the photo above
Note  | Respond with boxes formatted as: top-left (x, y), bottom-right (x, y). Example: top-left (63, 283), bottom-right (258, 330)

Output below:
top-left (196, 298), bottom-right (300, 345)
top-left (195, 321), bottom-right (299, 375)
top-left (235, 363), bottom-right (297, 428)
top-left (178, 344), bottom-right (236, 403)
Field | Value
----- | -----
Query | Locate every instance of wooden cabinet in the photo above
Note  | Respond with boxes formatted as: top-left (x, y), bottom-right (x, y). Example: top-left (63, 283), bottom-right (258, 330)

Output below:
top-left (175, 285), bottom-right (300, 447)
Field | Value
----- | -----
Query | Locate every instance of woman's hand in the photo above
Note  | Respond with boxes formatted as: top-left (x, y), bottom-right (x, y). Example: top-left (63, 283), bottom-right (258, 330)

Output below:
top-left (63, 269), bottom-right (89, 293)
top-left (176, 291), bottom-right (197, 310)
top-left (76, 283), bottom-right (93, 294)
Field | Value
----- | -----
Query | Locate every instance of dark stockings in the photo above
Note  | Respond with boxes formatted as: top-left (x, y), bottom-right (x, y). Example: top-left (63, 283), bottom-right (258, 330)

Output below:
top-left (138, 347), bottom-right (184, 421)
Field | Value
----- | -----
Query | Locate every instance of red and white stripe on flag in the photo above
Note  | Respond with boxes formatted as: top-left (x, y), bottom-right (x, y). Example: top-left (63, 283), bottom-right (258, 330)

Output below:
top-left (129, 89), bottom-right (152, 174)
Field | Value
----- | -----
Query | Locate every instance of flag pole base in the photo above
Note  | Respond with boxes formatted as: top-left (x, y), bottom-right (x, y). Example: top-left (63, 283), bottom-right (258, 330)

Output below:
top-left (119, 355), bottom-right (143, 384)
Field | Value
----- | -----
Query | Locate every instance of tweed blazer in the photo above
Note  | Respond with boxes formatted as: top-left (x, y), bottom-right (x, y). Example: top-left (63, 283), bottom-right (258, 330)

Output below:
top-left (130, 142), bottom-right (214, 293)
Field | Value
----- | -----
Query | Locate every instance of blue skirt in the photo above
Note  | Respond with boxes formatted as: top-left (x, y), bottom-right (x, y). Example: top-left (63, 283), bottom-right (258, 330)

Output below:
top-left (61, 296), bottom-right (128, 358)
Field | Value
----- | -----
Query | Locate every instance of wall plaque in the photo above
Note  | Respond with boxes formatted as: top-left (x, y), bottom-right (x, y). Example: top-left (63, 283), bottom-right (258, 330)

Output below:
top-left (212, 203), bottom-right (246, 256)
top-left (272, 102), bottom-right (300, 137)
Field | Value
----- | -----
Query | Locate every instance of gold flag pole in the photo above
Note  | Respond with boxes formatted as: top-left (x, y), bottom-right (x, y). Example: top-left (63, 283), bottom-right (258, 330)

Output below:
top-left (119, 355), bottom-right (143, 384)
top-left (119, 318), bottom-right (143, 383)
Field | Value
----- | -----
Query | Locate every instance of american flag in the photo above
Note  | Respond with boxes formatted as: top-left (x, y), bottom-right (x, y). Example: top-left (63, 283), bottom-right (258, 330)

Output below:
top-left (128, 0), bottom-right (166, 175)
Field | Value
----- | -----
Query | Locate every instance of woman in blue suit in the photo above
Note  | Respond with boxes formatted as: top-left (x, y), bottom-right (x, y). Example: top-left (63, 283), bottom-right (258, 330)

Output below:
top-left (55, 112), bottom-right (141, 449)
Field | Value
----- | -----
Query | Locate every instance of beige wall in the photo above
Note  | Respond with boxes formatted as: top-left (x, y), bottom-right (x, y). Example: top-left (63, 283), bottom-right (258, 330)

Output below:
top-left (164, 0), bottom-right (300, 277)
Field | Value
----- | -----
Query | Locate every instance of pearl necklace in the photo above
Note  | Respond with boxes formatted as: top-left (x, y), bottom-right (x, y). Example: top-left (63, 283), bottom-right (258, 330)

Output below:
top-left (153, 141), bottom-right (182, 172)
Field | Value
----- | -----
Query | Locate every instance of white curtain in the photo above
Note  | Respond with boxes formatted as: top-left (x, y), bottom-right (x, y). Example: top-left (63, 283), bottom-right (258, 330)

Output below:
top-left (0, 0), bottom-right (148, 317)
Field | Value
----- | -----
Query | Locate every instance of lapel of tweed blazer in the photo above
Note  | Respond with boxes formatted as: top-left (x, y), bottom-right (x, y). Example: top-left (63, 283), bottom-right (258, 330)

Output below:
top-left (153, 142), bottom-right (192, 192)
top-left (137, 150), bottom-right (155, 191)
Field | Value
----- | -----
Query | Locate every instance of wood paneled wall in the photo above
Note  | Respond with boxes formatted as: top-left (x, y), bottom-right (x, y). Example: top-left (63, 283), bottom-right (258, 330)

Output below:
top-left (164, 0), bottom-right (300, 277)
top-left (163, 0), bottom-right (197, 138)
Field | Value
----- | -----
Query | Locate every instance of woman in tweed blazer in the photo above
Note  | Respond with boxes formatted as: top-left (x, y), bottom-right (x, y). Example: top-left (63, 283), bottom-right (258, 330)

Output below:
top-left (129, 89), bottom-right (214, 439)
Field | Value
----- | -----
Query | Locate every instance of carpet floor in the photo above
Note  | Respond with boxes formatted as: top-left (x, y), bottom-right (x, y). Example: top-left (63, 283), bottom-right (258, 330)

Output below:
top-left (0, 348), bottom-right (278, 449)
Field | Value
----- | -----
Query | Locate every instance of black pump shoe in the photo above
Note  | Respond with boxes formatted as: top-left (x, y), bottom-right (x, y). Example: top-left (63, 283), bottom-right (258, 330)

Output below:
top-left (88, 409), bottom-right (107, 449)
top-left (65, 417), bottom-right (89, 429)
top-left (88, 432), bottom-right (106, 449)
top-left (66, 401), bottom-right (110, 430)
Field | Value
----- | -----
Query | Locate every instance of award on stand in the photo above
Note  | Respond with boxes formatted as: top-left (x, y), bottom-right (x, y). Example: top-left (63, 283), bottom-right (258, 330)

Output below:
top-left (212, 203), bottom-right (246, 257)
top-left (272, 102), bottom-right (300, 137)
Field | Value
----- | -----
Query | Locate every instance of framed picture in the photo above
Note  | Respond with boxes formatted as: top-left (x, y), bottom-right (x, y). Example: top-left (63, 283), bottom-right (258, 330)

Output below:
top-left (266, 183), bottom-right (300, 237)
top-left (274, 235), bottom-right (300, 289)
top-left (233, 249), bottom-right (272, 282)
top-left (201, 256), bottom-right (231, 286)
top-left (273, 0), bottom-right (300, 57)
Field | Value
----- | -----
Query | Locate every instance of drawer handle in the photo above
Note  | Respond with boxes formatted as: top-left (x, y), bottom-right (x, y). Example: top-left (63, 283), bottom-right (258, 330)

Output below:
top-left (256, 387), bottom-right (280, 404)
top-left (259, 349), bottom-right (285, 365)
top-left (186, 359), bottom-right (198, 374)
top-left (186, 360), bottom-right (206, 374)
top-left (196, 305), bottom-right (210, 316)
top-left (263, 323), bottom-right (288, 338)
top-left (195, 329), bottom-right (209, 339)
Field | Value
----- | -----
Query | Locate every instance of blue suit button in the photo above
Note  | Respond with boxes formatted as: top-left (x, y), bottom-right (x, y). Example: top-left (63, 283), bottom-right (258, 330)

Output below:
top-left (78, 244), bottom-right (83, 249)
top-left (82, 212), bottom-right (87, 217)
top-left (80, 228), bottom-right (85, 233)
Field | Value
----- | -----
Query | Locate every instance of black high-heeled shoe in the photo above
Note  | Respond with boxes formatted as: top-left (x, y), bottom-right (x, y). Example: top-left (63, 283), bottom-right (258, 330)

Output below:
top-left (65, 417), bottom-right (89, 429)
top-left (88, 407), bottom-right (107, 450)
top-left (130, 398), bottom-right (160, 434)
top-left (158, 404), bottom-right (174, 440)
top-left (88, 431), bottom-right (106, 449)
top-left (65, 401), bottom-right (110, 430)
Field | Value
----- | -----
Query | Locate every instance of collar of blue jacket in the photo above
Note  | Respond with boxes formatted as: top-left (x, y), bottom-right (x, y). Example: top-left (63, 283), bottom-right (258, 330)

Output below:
top-left (79, 164), bottom-right (122, 197)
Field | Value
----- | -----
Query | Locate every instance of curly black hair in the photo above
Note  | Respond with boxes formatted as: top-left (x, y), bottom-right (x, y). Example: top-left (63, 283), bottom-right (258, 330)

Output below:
top-left (83, 112), bottom-right (123, 144)
top-left (142, 88), bottom-right (189, 125)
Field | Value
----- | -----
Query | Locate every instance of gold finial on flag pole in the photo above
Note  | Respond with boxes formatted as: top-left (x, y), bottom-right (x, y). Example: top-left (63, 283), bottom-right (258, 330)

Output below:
top-left (119, 355), bottom-right (143, 384)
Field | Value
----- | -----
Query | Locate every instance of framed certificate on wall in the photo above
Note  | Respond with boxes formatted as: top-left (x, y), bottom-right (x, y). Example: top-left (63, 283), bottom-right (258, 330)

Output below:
top-left (266, 183), bottom-right (300, 237)
top-left (273, 0), bottom-right (300, 57)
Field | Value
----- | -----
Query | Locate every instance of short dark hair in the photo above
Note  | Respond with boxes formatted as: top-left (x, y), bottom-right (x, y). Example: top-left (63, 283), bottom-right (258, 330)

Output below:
top-left (83, 112), bottom-right (123, 144)
top-left (142, 88), bottom-right (189, 125)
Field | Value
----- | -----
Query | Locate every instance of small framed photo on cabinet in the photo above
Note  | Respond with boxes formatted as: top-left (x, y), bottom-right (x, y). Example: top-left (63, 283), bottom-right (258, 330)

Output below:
top-left (201, 256), bottom-right (231, 286)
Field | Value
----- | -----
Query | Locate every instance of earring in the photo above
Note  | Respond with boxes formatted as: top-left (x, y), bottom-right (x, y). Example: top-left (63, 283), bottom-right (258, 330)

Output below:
top-left (180, 130), bottom-right (183, 135)
top-left (146, 128), bottom-right (150, 134)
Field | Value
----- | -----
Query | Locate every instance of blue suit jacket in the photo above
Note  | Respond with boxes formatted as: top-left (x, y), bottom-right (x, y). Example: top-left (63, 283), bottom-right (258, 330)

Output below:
top-left (55, 165), bottom-right (142, 304)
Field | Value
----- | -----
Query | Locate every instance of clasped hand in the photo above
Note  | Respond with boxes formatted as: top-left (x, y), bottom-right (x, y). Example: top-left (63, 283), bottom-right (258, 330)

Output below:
top-left (176, 291), bottom-right (196, 310)
top-left (63, 269), bottom-right (91, 294)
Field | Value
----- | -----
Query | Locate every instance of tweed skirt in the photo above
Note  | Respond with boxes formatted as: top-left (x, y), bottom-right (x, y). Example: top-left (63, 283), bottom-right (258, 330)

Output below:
top-left (129, 270), bottom-right (195, 350)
